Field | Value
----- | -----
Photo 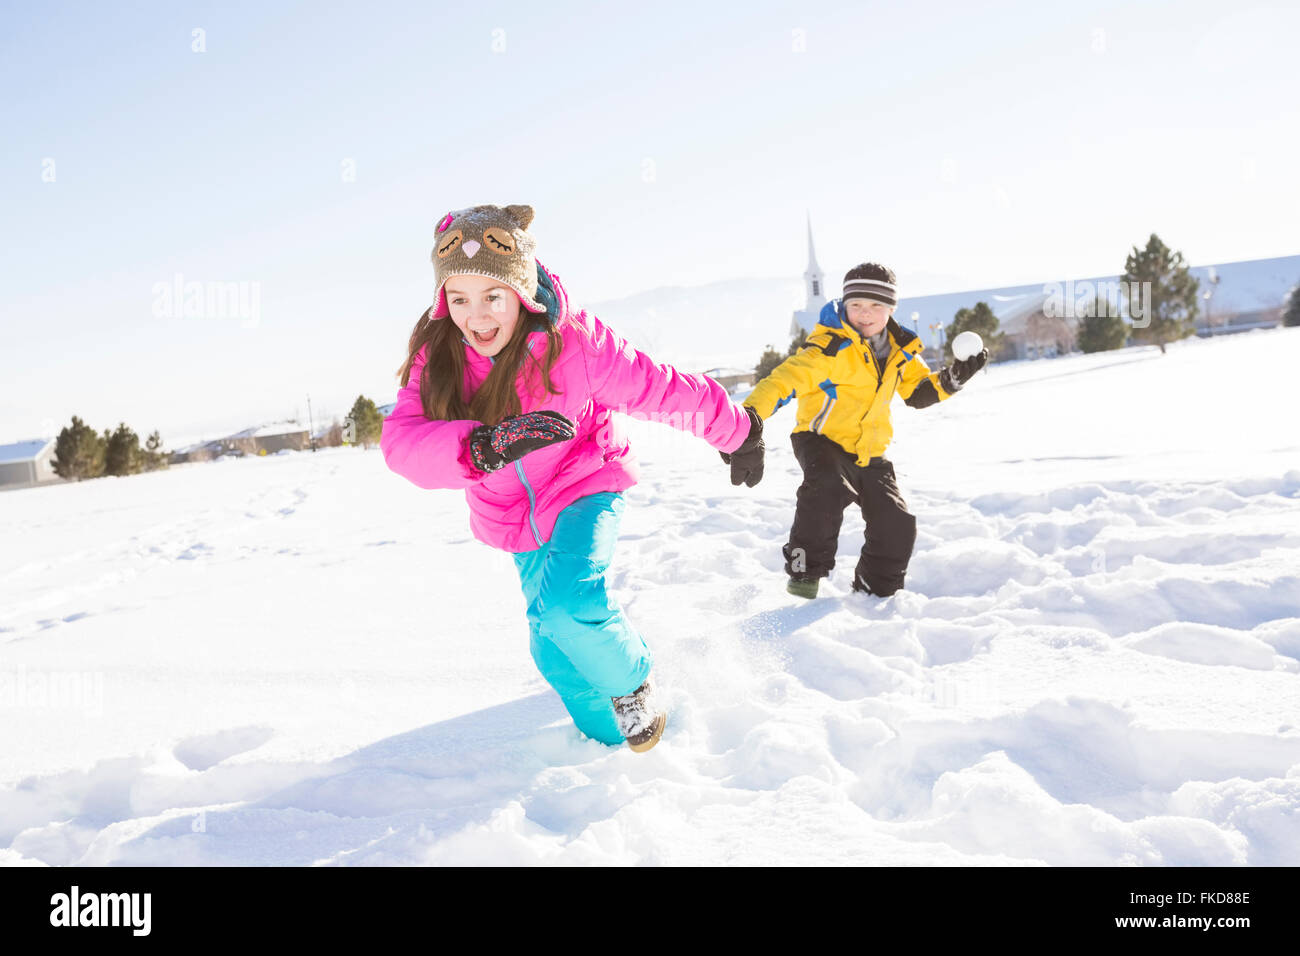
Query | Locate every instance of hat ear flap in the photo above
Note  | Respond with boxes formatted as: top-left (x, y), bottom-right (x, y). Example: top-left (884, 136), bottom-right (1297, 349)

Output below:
top-left (504, 204), bottom-right (535, 230)
top-left (431, 284), bottom-right (449, 318)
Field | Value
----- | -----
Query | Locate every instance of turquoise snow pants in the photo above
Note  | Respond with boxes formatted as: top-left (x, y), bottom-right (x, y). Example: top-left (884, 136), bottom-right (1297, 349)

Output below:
top-left (512, 492), bottom-right (653, 746)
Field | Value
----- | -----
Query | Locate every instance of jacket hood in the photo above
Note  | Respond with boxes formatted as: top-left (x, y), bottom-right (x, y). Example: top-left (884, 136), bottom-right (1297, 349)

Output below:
top-left (536, 260), bottom-right (576, 325)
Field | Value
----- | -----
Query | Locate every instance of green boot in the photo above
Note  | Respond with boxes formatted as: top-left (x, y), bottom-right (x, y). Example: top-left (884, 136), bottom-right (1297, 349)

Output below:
top-left (786, 577), bottom-right (819, 600)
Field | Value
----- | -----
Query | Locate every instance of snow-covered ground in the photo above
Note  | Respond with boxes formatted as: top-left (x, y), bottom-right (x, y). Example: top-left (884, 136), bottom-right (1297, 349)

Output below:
top-left (2, 328), bottom-right (1299, 866)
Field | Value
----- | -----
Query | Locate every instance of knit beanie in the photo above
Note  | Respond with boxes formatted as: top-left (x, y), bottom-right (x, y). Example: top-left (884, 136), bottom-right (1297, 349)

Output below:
top-left (842, 262), bottom-right (898, 308)
top-left (430, 204), bottom-right (548, 318)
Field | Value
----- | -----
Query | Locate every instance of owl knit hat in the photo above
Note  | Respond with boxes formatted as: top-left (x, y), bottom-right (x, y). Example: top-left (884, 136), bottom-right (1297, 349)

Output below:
top-left (430, 204), bottom-right (548, 319)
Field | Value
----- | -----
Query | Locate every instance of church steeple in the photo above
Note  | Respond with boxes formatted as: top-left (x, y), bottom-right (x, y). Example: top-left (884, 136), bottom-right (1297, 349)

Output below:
top-left (791, 211), bottom-right (829, 338)
top-left (804, 212), bottom-right (825, 302)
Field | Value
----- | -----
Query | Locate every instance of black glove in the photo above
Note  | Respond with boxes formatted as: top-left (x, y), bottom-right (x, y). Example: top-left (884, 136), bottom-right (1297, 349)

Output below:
top-left (718, 405), bottom-right (764, 488)
top-left (468, 410), bottom-right (576, 473)
top-left (943, 348), bottom-right (989, 391)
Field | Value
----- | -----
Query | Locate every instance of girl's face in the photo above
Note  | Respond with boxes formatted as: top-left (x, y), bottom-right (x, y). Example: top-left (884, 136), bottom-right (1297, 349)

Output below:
top-left (844, 298), bottom-right (892, 338)
top-left (445, 274), bottom-right (523, 357)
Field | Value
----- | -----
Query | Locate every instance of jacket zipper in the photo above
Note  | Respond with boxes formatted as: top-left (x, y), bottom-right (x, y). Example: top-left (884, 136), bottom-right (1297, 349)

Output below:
top-left (515, 459), bottom-right (544, 547)
top-left (484, 348), bottom-right (544, 548)
top-left (857, 334), bottom-right (895, 459)
top-left (865, 342), bottom-right (884, 393)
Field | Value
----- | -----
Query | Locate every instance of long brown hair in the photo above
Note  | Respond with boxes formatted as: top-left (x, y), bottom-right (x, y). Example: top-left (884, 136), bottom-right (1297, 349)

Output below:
top-left (396, 304), bottom-right (565, 426)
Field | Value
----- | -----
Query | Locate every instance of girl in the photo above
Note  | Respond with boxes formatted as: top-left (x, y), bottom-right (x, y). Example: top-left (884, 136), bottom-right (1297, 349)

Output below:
top-left (380, 203), bottom-right (765, 752)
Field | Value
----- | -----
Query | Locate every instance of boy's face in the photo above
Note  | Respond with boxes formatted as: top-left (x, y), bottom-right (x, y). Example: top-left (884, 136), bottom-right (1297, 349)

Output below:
top-left (445, 273), bottom-right (522, 357)
top-left (844, 297), bottom-right (892, 338)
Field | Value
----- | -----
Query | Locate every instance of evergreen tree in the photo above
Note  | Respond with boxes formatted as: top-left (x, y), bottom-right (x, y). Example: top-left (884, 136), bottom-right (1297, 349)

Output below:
top-left (143, 430), bottom-right (169, 470)
top-left (1121, 233), bottom-right (1199, 354)
top-left (755, 345), bottom-right (785, 381)
top-left (753, 329), bottom-right (808, 383)
top-left (347, 395), bottom-right (384, 449)
top-left (1284, 283), bottom-right (1300, 328)
top-left (1077, 299), bottom-right (1129, 353)
top-left (944, 302), bottom-right (1005, 361)
top-left (104, 423), bottom-right (144, 476)
top-left (52, 416), bottom-right (105, 480)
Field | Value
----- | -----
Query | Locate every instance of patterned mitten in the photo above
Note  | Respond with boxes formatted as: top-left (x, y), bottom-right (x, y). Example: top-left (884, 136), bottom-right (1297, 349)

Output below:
top-left (468, 410), bottom-right (576, 473)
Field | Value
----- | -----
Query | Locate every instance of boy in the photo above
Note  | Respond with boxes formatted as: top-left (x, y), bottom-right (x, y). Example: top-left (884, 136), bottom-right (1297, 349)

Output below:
top-left (743, 263), bottom-right (988, 599)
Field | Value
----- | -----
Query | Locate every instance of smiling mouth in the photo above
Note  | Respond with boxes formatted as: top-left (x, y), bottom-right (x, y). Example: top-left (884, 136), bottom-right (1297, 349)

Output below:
top-left (470, 327), bottom-right (500, 345)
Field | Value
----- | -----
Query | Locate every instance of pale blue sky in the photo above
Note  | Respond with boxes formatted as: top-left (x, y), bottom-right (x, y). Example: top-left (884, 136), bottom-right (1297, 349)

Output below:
top-left (2, 0), bottom-right (1295, 445)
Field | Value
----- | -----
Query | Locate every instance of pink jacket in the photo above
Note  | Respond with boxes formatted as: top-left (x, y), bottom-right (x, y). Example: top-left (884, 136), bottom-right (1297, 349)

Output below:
top-left (381, 264), bottom-right (753, 553)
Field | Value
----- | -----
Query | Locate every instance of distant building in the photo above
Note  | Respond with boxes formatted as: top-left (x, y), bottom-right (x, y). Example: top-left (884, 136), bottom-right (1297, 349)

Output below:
top-left (169, 439), bottom-right (225, 465)
top-left (0, 438), bottom-right (64, 491)
top-left (998, 299), bottom-right (1078, 360)
top-left (224, 422), bottom-right (310, 455)
top-left (789, 214), bottom-right (828, 340)
top-left (701, 367), bottom-right (754, 390)
top-left (1193, 260), bottom-right (1295, 336)
top-left (169, 421), bottom-right (310, 464)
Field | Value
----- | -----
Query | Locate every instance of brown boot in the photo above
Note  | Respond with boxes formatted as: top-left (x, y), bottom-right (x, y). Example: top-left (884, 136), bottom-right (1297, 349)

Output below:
top-left (612, 677), bottom-right (666, 753)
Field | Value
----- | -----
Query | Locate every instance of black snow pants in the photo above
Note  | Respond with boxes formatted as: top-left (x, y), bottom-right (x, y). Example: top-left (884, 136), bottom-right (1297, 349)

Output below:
top-left (781, 431), bottom-right (918, 596)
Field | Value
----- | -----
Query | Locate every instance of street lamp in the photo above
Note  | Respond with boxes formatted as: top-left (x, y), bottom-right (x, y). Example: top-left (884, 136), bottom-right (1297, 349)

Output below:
top-left (1203, 266), bottom-right (1220, 334)
top-left (928, 319), bottom-right (946, 357)
top-left (307, 394), bottom-right (317, 452)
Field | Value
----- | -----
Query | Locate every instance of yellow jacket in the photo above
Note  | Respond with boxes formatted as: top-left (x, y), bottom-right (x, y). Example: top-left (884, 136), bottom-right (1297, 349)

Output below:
top-left (746, 307), bottom-right (957, 466)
